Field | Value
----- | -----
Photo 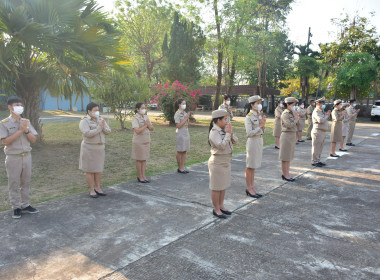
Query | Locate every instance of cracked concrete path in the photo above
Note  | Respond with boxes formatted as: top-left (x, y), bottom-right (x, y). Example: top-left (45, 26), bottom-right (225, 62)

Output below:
top-left (0, 123), bottom-right (379, 280)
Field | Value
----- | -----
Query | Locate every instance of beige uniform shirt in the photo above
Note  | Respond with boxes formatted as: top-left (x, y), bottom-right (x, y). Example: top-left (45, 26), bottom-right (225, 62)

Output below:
top-left (218, 104), bottom-right (233, 122)
top-left (275, 107), bottom-right (283, 119)
top-left (281, 109), bottom-right (297, 132)
top-left (306, 105), bottom-right (314, 119)
top-left (209, 124), bottom-right (238, 155)
top-left (79, 116), bottom-right (111, 144)
top-left (346, 106), bottom-right (357, 122)
top-left (297, 107), bottom-right (307, 120)
top-left (132, 114), bottom-right (152, 142)
top-left (312, 108), bottom-right (329, 131)
top-left (0, 116), bottom-right (38, 155)
top-left (174, 110), bottom-right (189, 133)
top-left (245, 111), bottom-right (264, 137)
top-left (332, 108), bottom-right (344, 122)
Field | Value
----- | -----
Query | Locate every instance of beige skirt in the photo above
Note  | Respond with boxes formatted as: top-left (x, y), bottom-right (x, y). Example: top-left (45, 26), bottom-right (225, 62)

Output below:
top-left (273, 119), bottom-right (282, 137)
top-left (298, 119), bottom-right (306, 131)
top-left (79, 141), bottom-right (105, 173)
top-left (246, 137), bottom-right (263, 168)
top-left (208, 154), bottom-right (232, 191)
top-left (331, 122), bottom-right (343, 142)
top-left (342, 122), bottom-right (349, 137)
top-left (279, 132), bottom-right (296, 162)
top-left (176, 128), bottom-right (190, 152)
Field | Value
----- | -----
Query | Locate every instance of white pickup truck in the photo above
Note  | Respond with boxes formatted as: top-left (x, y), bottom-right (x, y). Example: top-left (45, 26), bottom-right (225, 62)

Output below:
top-left (371, 100), bottom-right (380, 121)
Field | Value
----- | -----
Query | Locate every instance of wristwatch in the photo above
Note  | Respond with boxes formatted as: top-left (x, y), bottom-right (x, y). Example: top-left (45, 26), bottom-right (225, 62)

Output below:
top-left (24, 130), bottom-right (30, 134)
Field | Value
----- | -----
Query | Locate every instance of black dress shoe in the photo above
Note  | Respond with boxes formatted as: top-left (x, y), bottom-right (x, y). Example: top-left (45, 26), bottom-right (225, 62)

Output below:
top-left (312, 162), bottom-right (323, 167)
top-left (89, 194), bottom-right (98, 198)
top-left (137, 177), bottom-right (149, 183)
top-left (95, 190), bottom-right (107, 196)
top-left (319, 162), bottom-right (326, 166)
top-left (298, 140), bottom-right (305, 142)
top-left (220, 209), bottom-right (232, 215)
top-left (177, 169), bottom-right (188, 174)
top-left (346, 143), bottom-right (355, 146)
top-left (306, 137), bottom-right (312, 140)
top-left (143, 179), bottom-right (150, 183)
top-left (245, 189), bottom-right (262, 198)
top-left (281, 175), bottom-right (295, 182)
top-left (275, 146), bottom-right (280, 149)
top-left (330, 154), bottom-right (340, 157)
top-left (212, 210), bottom-right (227, 219)
top-left (339, 148), bottom-right (348, 152)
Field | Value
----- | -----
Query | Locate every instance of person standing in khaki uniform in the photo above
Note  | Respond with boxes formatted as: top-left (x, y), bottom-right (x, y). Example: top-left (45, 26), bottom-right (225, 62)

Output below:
top-left (0, 96), bottom-right (38, 219)
top-left (218, 94), bottom-right (233, 122)
top-left (132, 103), bottom-right (154, 183)
top-left (79, 102), bottom-right (111, 198)
top-left (311, 97), bottom-right (331, 167)
top-left (296, 100), bottom-right (307, 142)
top-left (306, 100), bottom-right (315, 140)
top-left (330, 100), bottom-right (344, 157)
top-left (339, 103), bottom-right (350, 152)
top-left (208, 109), bottom-right (238, 219)
top-left (346, 99), bottom-right (360, 146)
top-left (273, 100), bottom-right (283, 149)
top-left (245, 95), bottom-right (265, 198)
top-left (174, 99), bottom-right (191, 174)
top-left (279, 97), bottom-right (299, 182)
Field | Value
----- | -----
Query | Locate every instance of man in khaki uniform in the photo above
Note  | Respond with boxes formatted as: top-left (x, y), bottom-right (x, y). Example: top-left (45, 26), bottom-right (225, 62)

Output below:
top-left (306, 100), bottom-right (315, 140)
top-left (311, 97), bottom-right (331, 167)
top-left (346, 99), bottom-right (360, 146)
top-left (0, 96), bottom-right (39, 219)
top-left (218, 94), bottom-right (233, 122)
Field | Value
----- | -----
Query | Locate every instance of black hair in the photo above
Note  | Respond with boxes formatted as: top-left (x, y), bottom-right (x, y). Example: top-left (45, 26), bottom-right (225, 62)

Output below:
top-left (334, 101), bottom-right (342, 107)
top-left (284, 102), bottom-right (294, 109)
top-left (349, 99), bottom-right (356, 104)
top-left (298, 100), bottom-right (304, 105)
top-left (86, 102), bottom-right (99, 114)
top-left (276, 100), bottom-right (282, 106)
top-left (134, 102), bottom-right (144, 113)
top-left (245, 102), bottom-right (256, 115)
top-left (208, 116), bottom-right (225, 146)
top-left (223, 94), bottom-right (231, 101)
top-left (7, 96), bottom-right (23, 106)
top-left (175, 99), bottom-right (184, 110)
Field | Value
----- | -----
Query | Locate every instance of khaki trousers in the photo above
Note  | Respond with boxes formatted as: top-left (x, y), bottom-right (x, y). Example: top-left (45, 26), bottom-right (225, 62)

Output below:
top-left (346, 121), bottom-right (356, 143)
top-left (306, 117), bottom-right (313, 138)
top-left (311, 129), bottom-right (326, 164)
top-left (5, 153), bottom-right (32, 209)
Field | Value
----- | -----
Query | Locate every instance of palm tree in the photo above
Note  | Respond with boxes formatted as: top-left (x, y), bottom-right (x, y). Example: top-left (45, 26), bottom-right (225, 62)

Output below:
top-left (0, 0), bottom-right (124, 136)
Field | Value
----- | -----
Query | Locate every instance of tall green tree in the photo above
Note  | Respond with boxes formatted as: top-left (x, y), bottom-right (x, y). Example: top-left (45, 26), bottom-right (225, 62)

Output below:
top-left (161, 11), bottom-right (205, 85)
top-left (0, 0), bottom-right (123, 136)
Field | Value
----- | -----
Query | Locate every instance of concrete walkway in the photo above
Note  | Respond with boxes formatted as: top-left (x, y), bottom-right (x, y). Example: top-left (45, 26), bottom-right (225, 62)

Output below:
top-left (1, 123), bottom-right (379, 280)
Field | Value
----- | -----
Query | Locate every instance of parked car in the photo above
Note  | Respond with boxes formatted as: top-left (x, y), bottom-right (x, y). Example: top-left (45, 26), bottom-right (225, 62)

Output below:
top-left (371, 100), bottom-right (380, 121)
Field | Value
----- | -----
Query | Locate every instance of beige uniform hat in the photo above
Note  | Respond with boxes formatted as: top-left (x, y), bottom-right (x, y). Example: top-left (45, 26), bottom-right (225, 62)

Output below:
top-left (333, 99), bottom-right (342, 106)
top-left (316, 97), bottom-right (326, 103)
top-left (248, 95), bottom-right (263, 103)
top-left (284, 97), bottom-right (297, 103)
top-left (212, 109), bottom-right (229, 119)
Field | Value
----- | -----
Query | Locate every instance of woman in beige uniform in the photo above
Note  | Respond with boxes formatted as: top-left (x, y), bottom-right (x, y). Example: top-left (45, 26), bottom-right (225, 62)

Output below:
top-left (330, 99), bottom-right (344, 157)
top-left (245, 95), bottom-right (266, 198)
top-left (208, 109), bottom-right (238, 219)
top-left (79, 102), bottom-right (111, 198)
top-left (279, 97), bottom-right (299, 182)
top-left (174, 99), bottom-right (191, 173)
top-left (273, 100), bottom-right (283, 149)
top-left (339, 103), bottom-right (350, 152)
top-left (296, 100), bottom-right (307, 142)
top-left (132, 103), bottom-right (154, 183)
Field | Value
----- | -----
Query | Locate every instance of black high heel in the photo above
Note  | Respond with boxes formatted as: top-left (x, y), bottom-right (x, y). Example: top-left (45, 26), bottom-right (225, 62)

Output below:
top-left (95, 190), bottom-right (106, 196)
top-left (281, 175), bottom-right (295, 182)
top-left (137, 177), bottom-right (148, 183)
top-left (220, 209), bottom-right (232, 215)
top-left (245, 189), bottom-right (262, 198)
top-left (212, 210), bottom-right (227, 219)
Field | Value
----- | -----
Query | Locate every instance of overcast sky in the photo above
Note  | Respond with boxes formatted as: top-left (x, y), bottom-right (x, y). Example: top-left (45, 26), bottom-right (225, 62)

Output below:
top-left (97, 0), bottom-right (380, 49)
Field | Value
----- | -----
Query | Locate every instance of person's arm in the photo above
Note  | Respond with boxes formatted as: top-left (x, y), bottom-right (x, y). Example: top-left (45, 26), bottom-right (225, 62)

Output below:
top-left (102, 119), bottom-right (111, 135)
top-left (175, 113), bottom-right (189, 129)
top-left (209, 130), bottom-right (231, 150)
top-left (1, 130), bottom-right (22, 146)
top-left (80, 119), bottom-right (102, 138)
top-left (282, 112), bottom-right (297, 129)
top-left (314, 111), bottom-right (328, 124)
top-left (245, 116), bottom-right (263, 137)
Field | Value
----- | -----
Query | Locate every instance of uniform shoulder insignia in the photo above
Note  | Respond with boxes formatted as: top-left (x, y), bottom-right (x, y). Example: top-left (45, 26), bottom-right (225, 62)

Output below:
top-left (248, 112), bottom-right (252, 116)
top-left (1, 119), bottom-right (7, 123)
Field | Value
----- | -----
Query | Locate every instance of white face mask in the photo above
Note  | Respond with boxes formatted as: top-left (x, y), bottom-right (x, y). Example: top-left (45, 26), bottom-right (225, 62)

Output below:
top-left (300, 105), bottom-right (304, 109)
top-left (256, 104), bottom-right (263, 111)
top-left (279, 103), bottom-right (284, 108)
top-left (181, 104), bottom-right (186, 110)
top-left (93, 111), bottom-right (100, 118)
top-left (226, 100), bottom-right (231, 105)
top-left (13, 106), bottom-right (24, 115)
top-left (140, 109), bottom-right (146, 115)
top-left (339, 104), bottom-right (343, 109)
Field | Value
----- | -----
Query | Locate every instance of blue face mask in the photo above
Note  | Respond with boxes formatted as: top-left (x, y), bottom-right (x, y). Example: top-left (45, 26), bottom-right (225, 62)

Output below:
top-left (322, 104), bottom-right (326, 110)
top-left (353, 103), bottom-right (357, 107)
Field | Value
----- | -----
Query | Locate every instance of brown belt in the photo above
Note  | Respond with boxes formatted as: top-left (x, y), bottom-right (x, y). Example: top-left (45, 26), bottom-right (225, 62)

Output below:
top-left (248, 135), bottom-right (263, 138)
top-left (317, 129), bottom-right (328, 132)
top-left (7, 152), bottom-right (30, 157)
top-left (212, 153), bottom-right (232, 157)
top-left (86, 143), bottom-right (104, 145)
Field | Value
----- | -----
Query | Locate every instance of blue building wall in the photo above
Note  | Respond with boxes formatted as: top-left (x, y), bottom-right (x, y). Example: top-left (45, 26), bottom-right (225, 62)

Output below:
top-left (40, 90), bottom-right (91, 111)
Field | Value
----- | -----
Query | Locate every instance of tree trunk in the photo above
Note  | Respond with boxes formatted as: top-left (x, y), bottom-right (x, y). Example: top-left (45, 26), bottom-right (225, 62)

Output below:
top-left (56, 96), bottom-right (60, 110)
top-left (227, 28), bottom-right (241, 96)
top-left (306, 77), bottom-right (310, 100)
top-left (18, 88), bottom-right (42, 138)
top-left (257, 61), bottom-right (267, 97)
top-left (81, 94), bottom-right (84, 111)
top-left (213, 0), bottom-right (223, 110)
top-left (69, 96), bottom-right (73, 111)
top-left (350, 86), bottom-right (357, 99)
